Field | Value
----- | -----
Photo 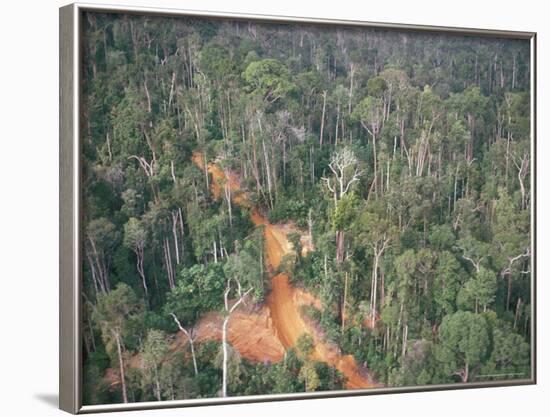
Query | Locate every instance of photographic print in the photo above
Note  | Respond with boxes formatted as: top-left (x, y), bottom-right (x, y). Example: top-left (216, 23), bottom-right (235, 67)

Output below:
top-left (63, 5), bottom-right (535, 411)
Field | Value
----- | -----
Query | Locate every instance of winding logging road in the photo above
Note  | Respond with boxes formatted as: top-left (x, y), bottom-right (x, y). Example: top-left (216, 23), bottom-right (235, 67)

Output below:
top-left (193, 153), bottom-right (375, 389)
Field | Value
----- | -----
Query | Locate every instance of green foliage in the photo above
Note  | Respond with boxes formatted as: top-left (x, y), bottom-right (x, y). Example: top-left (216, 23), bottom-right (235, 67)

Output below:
top-left (164, 263), bottom-right (226, 325)
top-left (435, 311), bottom-right (490, 382)
top-left (81, 11), bottom-right (532, 402)
top-left (332, 193), bottom-right (359, 231)
top-left (242, 59), bottom-right (295, 102)
top-left (268, 196), bottom-right (309, 226)
top-left (480, 320), bottom-right (530, 380)
top-left (457, 267), bottom-right (497, 312)
top-left (296, 333), bottom-right (315, 359)
top-left (223, 228), bottom-right (267, 301)
top-left (298, 362), bottom-right (321, 392)
top-left (140, 329), bottom-right (170, 400)
top-left (93, 283), bottom-right (145, 347)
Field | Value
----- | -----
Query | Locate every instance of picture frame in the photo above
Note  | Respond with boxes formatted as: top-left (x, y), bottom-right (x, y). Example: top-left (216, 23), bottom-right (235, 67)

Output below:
top-left (60, 3), bottom-right (536, 414)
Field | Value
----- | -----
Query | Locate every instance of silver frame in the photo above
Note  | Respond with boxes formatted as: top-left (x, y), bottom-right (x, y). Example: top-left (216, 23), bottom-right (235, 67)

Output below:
top-left (59, 2), bottom-right (537, 414)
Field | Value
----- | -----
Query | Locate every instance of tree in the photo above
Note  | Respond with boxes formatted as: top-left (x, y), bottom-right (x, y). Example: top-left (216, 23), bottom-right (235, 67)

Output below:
top-left (355, 207), bottom-right (394, 328)
top-left (169, 313), bottom-right (199, 376)
top-left (298, 362), bottom-right (320, 392)
top-left (164, 263), bottom-right (226, 324)
top-left (223, 229), bottom-right (266, 301)
top-left (353, 96), bottom-right (384, 195)
top-left (140, 329), bottom-right (169, 401)
top-left (448, 86), bottom-right (489, 162)
top-left (433, 251), bottom-right (462, 318)
top-left (93, 283), bottom-right (144, 403)
top-left (491, 188), bottom-right (530, 310)
top-left (435, 311), bottom-right (490, 382)
top-left (242, 59), bottom-right (294, 103)
top-left (85, 218), bottom-right (119, 295)
top-left (296, 333), bottom-right (315, 359)
top-left (123, 217), bottom-right (149, 299)
top-left (481, 320), bottom-right (530, 380)
top-left (458, 267), bottom-right (497, 313)
top-left (221, 277), bottom-right (252, 397)
top-left (321, 147), bottom-right (363, 264)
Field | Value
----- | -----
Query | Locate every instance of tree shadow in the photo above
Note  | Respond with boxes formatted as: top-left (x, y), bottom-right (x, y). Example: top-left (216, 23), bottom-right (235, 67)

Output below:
top-left (34, 393), bottom-right (58, 409)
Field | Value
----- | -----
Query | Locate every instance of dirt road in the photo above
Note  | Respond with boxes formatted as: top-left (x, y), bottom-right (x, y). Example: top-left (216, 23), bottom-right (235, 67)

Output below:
top-left (193, 153), bottom-right (376, 389)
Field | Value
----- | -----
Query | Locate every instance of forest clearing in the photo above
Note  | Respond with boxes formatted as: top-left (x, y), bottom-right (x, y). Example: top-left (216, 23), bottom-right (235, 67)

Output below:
top-left (194, 153), bottom-right (375, 388)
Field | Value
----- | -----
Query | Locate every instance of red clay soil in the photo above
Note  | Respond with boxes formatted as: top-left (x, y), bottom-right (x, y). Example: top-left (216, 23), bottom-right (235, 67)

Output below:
top-left (192, 152), bottom-right (377, 389)
top-left (194, 306), bottom-right (285, 363)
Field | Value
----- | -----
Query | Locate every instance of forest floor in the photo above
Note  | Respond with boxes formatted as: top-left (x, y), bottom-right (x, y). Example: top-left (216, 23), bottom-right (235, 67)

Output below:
top-left (192, 153), bottom-right (377, 389)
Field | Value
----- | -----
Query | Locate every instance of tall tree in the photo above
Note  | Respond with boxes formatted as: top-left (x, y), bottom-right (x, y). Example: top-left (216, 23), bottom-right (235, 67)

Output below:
top-left (435, 311), bottom-right (490, 382)
top-left (221, 277), bottom-right (252, 397)
top-left (93, 283), bottom-right (144, 403)
top-left (321, 147), bottom-right (363, 264)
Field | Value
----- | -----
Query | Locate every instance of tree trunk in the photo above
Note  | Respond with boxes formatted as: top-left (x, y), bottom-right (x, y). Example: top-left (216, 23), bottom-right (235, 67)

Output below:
top-left (463, 362), bottom-right (469, 382)
top-left (136, 246), bottom-right (148, 299)
top-left (372, 130), bottom-right (378, 196)
top-left (336, 230), bottom-right (345, 264)
top-left (348, 63), bottom-right (355, 115)
top-left (170, 313), bottom-right (199, 376)
top-left (154, 367), bottom-right (161, 401)
top-left (222, 315), bottom-right (230, 397)
top-left (371, 254), bottom-right (379, 328)
top-left (341, 271), bottom-right (349, 333)
top-left (213, 240), bottom-right (218, 264)
top-left (224, 174), bottom-right (233, 229)
top-left (319, 91), bottom-right (327, 148)
top-left (114, 330), bottom-right (128, 403)
top-left (401, 323), bottom-right (408, 358)
top-left (172, 211), bottom-right (180, 265)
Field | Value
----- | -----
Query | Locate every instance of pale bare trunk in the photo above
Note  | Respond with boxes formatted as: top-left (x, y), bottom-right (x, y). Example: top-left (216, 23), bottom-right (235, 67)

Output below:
top-left (319, 91), bottom-right (327, 148)
top-left (170, 313), bottom-right (199, 376)
top-left (222, 315), bottom-right (230, 397)
top-left (224, 178), bottom-right (233, 229)
top-left (171, 211), bottom-right (180, 265)
top-left (401, 324), bottom-right (408, 358)
top-left (164, 237), bottom-right (175, 290)
top-left (114, 331), bottom-right (128, 403)
top-left (348, 63), bottom-right (355, 115)
top-left (136, 246), bottom-right (148, 298)
top-left (213, 240), bottom-right (218, 264)
top-left (342, 271), bottom-right (348, 333)
top-left (371, 254), bottom-right (378, 328)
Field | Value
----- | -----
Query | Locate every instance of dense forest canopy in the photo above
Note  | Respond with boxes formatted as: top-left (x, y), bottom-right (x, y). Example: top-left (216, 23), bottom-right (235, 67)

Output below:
top-left (81, 12), bottom-right (532, 405)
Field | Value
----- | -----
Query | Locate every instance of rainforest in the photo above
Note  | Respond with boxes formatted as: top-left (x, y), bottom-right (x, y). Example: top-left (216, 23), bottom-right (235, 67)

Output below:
top-left (81, 12), bottom-right (532, 405)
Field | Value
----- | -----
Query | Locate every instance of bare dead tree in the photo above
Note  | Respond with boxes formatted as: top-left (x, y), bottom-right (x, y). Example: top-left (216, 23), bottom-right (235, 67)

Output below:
top-left (461, 253), bottom-right (482, 273)
top-left (321, 148), bottom-right (363, 263)
top-left (513, 152), bottom-right (530, 210)
top-left (124, 219), bottom-right (149, 299)
top-left (128, 155), bottom-right (159, 201)
top-left (370, 233), bottom-right (391, 328)
top-left (169, 313), bottom-right (198, 376)
top-left (85, 238), bottom-right (110, 295)
top-left (171, 210), bottom-right (180, 265)
top-left (222, 277), bottom-right (252, 397)
top-left (319, 90), bottom-right (327, 147)
top-left (321, 147), bottom-right (363, 208)
top-left (112, 329), bottom-right (128, 403)
top-left (500, 248), bottom-right (531, 310)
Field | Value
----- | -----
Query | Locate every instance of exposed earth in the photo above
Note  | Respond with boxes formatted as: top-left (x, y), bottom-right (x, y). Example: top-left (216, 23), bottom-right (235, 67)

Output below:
top-left (191, 153), bottom-right (376, 389)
